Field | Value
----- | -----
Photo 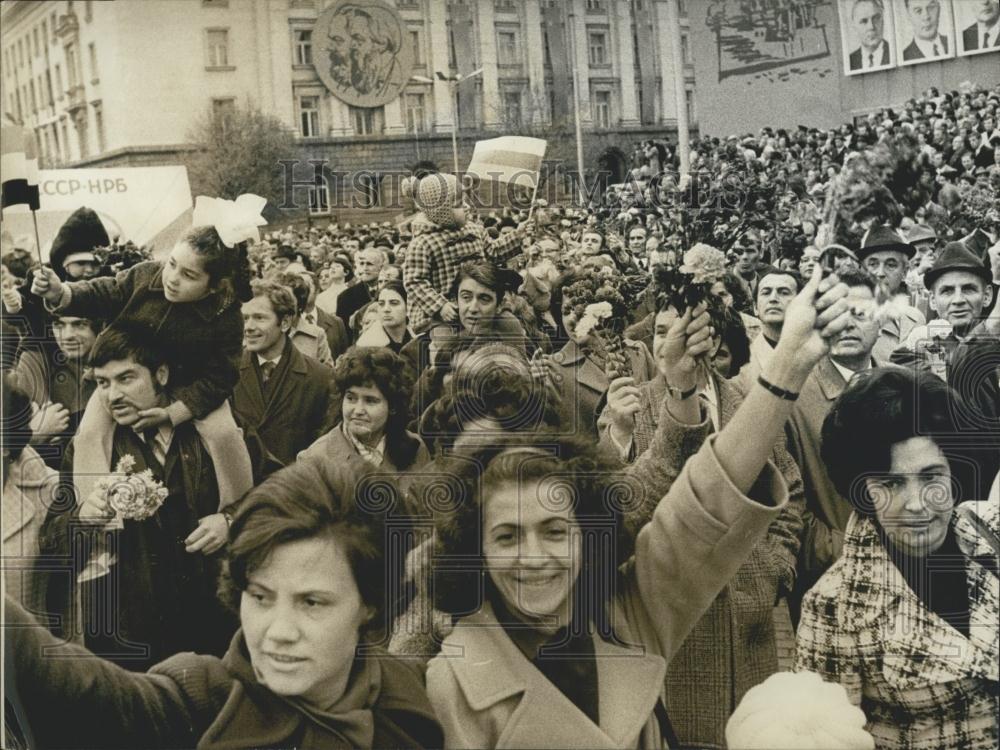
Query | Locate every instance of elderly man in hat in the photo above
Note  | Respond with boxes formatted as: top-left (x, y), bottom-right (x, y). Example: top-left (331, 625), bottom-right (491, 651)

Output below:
top-left (857, 224), bottom-right (927, 363)
top-left (904, 223), bottom-right (938, 316)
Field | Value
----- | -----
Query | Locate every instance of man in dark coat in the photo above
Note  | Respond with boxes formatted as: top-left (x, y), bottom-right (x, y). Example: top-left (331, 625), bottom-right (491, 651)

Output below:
top-left (41, 324), bottom-right (234, 671)
top-left (232, 280), bottom-right (335, 468)
top-left (336, 246), bottom-right (384, 337)
top-left (961, 0), bottom-right (1000, 51)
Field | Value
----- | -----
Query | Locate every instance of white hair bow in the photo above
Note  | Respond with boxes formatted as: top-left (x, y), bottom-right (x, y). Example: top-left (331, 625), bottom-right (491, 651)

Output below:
top-left (191, 194), bottom-right (268, 248)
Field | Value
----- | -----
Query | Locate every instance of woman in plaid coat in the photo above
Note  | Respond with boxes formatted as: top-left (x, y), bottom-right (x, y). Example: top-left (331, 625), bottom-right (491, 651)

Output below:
top-left (795, 367), bottom-right (999, 750)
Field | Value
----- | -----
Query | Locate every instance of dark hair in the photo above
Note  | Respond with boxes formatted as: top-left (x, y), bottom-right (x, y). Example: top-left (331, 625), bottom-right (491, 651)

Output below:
top-left (220, 461), bottom-right (400, 640)
top-left (88, 322), bottom-right (168, 374)
top-left (378, 279), bottom-right (407, 304)
top-left (758, 267), bottom-right (803, 293)
top-left (279, 273), bottom-right (309, 315)
top-left (722, 271), bottom-right (754, 315)
top-left (2, 373), bottom-right (34, 462)
top-left (449, 261), bottom-right (506, 301)
top-left (425, 432), bottom-right (635, 637)
top-left (249, 279), bottom-right (297, 322)
top-left (836, 266), bottom-right (877, 294)
top-left (330, 254), bottom-right (355, 282)
top-left (183, 225), bottom-right (253, 303)
top-left (334, 347), bottom-right (420, 470)
top-left (821, 367), bottom-right (963, 516)
top-left (717, 308), bottom-right (751, 377)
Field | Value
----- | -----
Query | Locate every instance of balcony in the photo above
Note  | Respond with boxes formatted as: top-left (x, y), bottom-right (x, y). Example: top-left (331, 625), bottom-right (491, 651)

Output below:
top-left (66, 84), bottom-right (87, 113)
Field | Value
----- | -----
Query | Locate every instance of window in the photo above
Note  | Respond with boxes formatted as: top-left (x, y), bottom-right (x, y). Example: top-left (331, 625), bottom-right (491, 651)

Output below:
top-left (588, 32), bottom-right (607, 65)
top-left (45, 70), bottom-right (54, 105)
top-left (93, 101), bottom-right (105, 152)
top-left (446, 22), bottom-right (456, 67)
top-left (50, 124), bottom-right (60, 162)
top-left (294, 29), bottom-right (312, 65)
top-left (299, 94), bottom-right (320, 137)
top-left (495, 0), bottom-right (515, 10)
top-left (41, 21), bottom-right (48, 49)
top-left (51, 12), bottom-right (58, 41)
top-left (55, 64), bottom-right (63, 98)
top-left (593, 90), bottom-right (611, 128)
top-left (680, 33), bottom-right (690, 65)
top-left (586, 0), bottom-right (605, 10)
top-left (61, 119), bottom-right (70, 159)
top-left (497, 30), bottom-right (518, 61)
top-left (409, 29), bottom-right (422, 64)
top-left (308, 181), bottom-right (330, 215)
top-left (88, 42), bottom-right (99, 82)
top-left (351, 106), bottom-right (382, 135)
top-left (76, 114), bottom-right (89, 160)
top-left (33, 28), bottom-right (39, 57)
top-left (212, 97), bottom-right (235, 119)
top-left (84, 0), bottom-right (92, 22)
top-left (501, 89), bottom-right (521, 125)
top-left (405, 92), bottom-right (426, 133)
top-left (205, 29), bottom-right (230, 68)
top-left (542, 27), bottom-right (551, 66)
top-left (677, 0), bottom-right (686, 15)
top-left (65, 41), bottom-right (79, 86)
top-left (685, 88), bottom-right (695, 124)
top-left (30, 80), bottom-right (37, 113)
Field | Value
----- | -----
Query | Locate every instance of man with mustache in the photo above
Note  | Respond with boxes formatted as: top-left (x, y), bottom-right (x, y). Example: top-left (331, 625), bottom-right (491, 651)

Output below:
top-left (785, 268), bottom-right (882, 625)
top-left (901, 0), bottom-right (950, 61)
top-left (41, 323), bottom-right (233, 671)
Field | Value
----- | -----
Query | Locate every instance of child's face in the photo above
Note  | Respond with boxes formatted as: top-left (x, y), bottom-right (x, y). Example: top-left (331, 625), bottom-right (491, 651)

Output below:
top-left (163, 242), bottom-right (212, 303)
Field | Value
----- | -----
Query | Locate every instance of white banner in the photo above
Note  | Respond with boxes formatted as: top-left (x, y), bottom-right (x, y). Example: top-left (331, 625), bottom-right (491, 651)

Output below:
top-left (0, 165), bottom-right (192, 261)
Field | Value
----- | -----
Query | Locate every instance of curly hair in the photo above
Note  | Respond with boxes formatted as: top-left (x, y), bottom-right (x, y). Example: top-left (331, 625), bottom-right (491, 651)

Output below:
top-left (249, 279), bottom-right (297, 322)
top-left (334, 347), bottom-right (420, 470)
top-left (219, 461), bottom-right (404, 640)
top-left (423, 432), bottom-right (637, 637)
top-left (821, 366), bottom-right (963, 516)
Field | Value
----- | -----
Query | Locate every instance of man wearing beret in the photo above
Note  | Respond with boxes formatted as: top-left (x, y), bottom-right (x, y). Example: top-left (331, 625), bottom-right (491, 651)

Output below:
top-left (857, 225), bottom-right (926, 363)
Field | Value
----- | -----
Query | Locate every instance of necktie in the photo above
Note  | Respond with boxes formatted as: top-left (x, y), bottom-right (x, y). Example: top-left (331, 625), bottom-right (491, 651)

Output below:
top-left (932, 42), bottom-right (939, 56)
top-left (144, 428), bottom-right (168, 466)
top-left (868, 53), bottom-right (874, 68)
top-left (260, 360), bottom-right (276, 384)
top-left (986, 32), bottom-right (992, 48)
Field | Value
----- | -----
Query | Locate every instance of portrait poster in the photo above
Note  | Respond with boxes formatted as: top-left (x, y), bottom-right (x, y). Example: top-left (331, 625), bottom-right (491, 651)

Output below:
top-left (893, 0), bottom-right (956, 66)
top-left (953, 0), bottom-right (1000, 57)
top-left (839, 0), bottom-right (897, 75)
top-left (313, 0), bottom-right (415, 107)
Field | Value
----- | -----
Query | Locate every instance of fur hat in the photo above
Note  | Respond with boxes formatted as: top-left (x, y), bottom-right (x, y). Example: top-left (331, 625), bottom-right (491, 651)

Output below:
top-left (48, 207), bottom-right (109, 279)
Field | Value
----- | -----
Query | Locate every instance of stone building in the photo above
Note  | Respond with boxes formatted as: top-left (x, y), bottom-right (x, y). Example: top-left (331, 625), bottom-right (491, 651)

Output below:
top-left (1, 0), bottom-right (694, 218)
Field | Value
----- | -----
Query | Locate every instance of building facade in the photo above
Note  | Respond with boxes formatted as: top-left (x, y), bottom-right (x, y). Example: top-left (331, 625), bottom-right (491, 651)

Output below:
top-left (1, 0), bottom-right (694, 216)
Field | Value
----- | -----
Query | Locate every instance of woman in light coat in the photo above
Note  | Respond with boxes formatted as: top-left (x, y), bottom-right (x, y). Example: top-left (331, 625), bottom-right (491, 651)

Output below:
top-left (796, 367), bottom-right (999, 750)
top-left (425, 267), bottom-right (851, 748)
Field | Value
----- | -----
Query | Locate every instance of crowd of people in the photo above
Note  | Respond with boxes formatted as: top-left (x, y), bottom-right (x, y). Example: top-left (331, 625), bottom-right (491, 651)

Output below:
top-left (2, 81), bottom-right (999, 750)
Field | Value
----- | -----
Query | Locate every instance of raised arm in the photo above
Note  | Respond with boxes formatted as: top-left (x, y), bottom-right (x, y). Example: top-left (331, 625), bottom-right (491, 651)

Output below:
top-left (32, 263), bottom-right (146, 321)
top-left (5, 595), bottom-right (198, 749)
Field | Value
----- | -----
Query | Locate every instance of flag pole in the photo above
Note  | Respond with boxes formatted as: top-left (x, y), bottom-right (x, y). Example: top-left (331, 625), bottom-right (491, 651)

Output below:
top-left (527, 177), bottom-right (540, 222)
top-left (30, 210), bottom-right (43, 265)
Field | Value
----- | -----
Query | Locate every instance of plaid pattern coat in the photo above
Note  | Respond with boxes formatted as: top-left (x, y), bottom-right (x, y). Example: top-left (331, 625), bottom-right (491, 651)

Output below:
top-left (608, 373), bottom-right (805, 748)
top-left (795, 503), bottom-right (1000, 750)
top-left (402, 223), bottom-right (524, 331)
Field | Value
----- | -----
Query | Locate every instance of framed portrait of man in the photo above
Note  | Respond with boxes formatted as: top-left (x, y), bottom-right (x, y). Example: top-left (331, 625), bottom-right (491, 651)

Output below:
top-left (954, 0), bottom-right (1000, 56)
top-left (893, 0), bottom-right (956, 65)
top-left (840, 0), bottom-right (897, 75)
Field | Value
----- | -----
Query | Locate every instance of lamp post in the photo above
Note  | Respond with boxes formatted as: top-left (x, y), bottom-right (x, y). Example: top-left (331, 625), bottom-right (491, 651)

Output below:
top-left (412, 68), bottom-right (483, 175)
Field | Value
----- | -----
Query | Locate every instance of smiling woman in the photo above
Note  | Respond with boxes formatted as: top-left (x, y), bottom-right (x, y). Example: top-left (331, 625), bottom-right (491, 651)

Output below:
top-left (5, 461), bottom-right (444, 749)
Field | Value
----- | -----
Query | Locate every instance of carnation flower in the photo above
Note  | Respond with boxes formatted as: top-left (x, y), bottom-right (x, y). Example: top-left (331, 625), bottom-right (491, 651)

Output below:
top-left (99, 454), bottom-right (169, 522)
top-left (679, 243), bottom-right (728, 284)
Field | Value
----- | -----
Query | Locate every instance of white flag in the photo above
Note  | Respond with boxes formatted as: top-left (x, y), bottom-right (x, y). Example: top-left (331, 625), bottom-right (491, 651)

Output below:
top-left (466, 136), bottom-right (547, 189)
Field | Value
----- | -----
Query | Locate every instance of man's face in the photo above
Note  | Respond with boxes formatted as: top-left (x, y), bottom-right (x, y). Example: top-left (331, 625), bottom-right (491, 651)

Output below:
top-left (94, 357), bottom-right (166, 427)
top-left (52, 317), bottom-right (98, 361)
top-left (735, 242), bottom-right (761, 274)
top-left (853, 1), bottom-right (885, 47)
top-left (456, 277), bottom-right (498, 331)
top-left (628, 228), bottom-right (647, 253)
top-left (973, 0), bottom-right (1000, 25)
top-left (930, 271), bottom-right (992, 333)
top-left (272, 257), bottom-right (291, 272)
top-left (580, 232), bottom-right (603, 256)
top-left (377, 265), bottom-right (401, 288)
top-left (756, 273), bottom-right (798, 328)
top-left (864, 249), bottom-right (908, 296)
top-left (355, 250), bottom-right (383, 283)
top-left (242, 295), bottom-right (289, 355)
top-left (906, 0), bottom-right (940, 41)
top-left (829, 286), bottom-right (880, 361)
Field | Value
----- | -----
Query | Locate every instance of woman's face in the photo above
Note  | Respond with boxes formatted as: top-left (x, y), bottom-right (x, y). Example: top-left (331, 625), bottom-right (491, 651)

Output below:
top-left (710, 280), bottom-right (734, 308)
top-left (342, 383), bottom-right (389, 443)
top-left (241, 536), bottom-right (369, 708)
top-left (866, 436), bottom-right (953, 557)
top-left (712, 340), bottom-right (733, 377)
top-left (328, 261), bottom-right (346, 283)
top-left (162, 242), bottom-right (212, 303)
top-left (377, 288), bottom-right (407, 330)
top-left (483, 479), bottom-right (582, 625)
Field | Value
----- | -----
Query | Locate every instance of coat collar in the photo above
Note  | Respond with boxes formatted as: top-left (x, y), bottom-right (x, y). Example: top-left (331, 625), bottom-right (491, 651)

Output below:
top-left (2, 447), bottom-right (55, 541)
top-left (835, 509), bottom-right (999, 685)
top-left (238, 339), bottom-right (307, 421)
top-left (444, 602), bottom-right (666, 748)
top-left (814, 355), bottom-right (849, 402)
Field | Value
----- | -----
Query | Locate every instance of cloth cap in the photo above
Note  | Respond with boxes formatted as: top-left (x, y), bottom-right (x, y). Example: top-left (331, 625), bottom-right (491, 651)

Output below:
top-left (923, 242), bottom-right (992, 289)
top-left (858, 225), bottom-right (915, 261)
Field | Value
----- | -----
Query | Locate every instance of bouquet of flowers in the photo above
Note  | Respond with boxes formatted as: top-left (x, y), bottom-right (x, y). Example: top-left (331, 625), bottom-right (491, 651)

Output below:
top-left (564, 267), bottom-right (641, 380)
top-left (96, 454), bottom-right (169, 527)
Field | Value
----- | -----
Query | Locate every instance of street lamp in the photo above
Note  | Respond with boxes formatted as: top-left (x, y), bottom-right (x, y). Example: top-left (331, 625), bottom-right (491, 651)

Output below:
top-left (411, 68), bottom-right (483, 175)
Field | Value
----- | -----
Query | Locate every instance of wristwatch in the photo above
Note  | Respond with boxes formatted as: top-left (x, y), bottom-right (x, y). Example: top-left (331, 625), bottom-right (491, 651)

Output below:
top-left (664, 381), bottom-right (698, 400)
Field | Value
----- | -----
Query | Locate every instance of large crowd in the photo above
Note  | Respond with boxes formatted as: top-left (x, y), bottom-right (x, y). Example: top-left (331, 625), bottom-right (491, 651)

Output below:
top-left (2, 81), bottom-right (999, 750)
